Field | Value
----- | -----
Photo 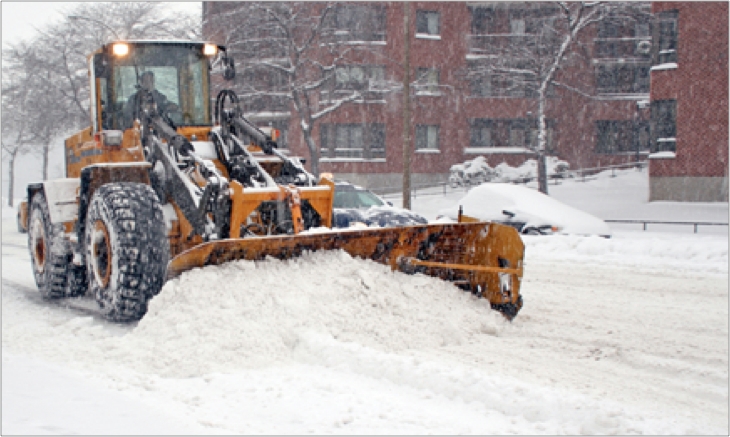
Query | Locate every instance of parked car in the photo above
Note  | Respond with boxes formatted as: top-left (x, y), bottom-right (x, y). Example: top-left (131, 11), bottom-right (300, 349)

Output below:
top-left (333, 181), bottom-right (428, 228)
top-left (436, 183), bottom-right (611, 237)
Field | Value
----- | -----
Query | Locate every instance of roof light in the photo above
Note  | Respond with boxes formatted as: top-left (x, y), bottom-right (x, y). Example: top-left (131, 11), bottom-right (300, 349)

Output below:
top-left (112, 43), bottom-right (129, 56)
top-left (203, 44), bottom-right (218, 56)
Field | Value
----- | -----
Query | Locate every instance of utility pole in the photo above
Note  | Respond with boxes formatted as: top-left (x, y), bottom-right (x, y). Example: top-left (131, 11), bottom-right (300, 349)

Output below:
top-left (402, 2), bottom-right (412, 209)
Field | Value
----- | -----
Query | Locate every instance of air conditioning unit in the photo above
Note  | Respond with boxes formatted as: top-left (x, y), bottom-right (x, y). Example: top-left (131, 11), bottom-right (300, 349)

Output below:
top-left (636, 40), bottom-right (652, 55)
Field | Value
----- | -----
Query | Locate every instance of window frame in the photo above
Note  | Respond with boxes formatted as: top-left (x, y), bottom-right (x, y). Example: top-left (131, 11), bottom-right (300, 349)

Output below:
top-left (596, 63), bottom-right (651, 95)
top-left (415, 68), bottom-right (440, 95)
top-left (320, 123), bottom-right (386, 160)
top-left (469, 118), bottom-right (555, 150)
top-left (651, 99), bottom-right (677, 152)
top-left (415, 124), bottom-right (440, 151)
top-left (654, 10), bottom-right (678, 65)
top-left (416, 10), bottom-right (441, 36)
top-left (327, 4), bottom-right (387, 43)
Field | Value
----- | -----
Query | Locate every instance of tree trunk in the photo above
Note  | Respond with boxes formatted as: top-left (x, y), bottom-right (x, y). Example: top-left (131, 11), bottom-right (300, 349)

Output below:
top-left (536, 89), bottom-right (549, 194)
top-left (402, 2), bottom-right (412, 209)
top-left (7, 152), bottom-right (16, 207)
top-left (42, 144), bottom-right (50, 180)
top-left (302, 127), bottom-right (319, 178)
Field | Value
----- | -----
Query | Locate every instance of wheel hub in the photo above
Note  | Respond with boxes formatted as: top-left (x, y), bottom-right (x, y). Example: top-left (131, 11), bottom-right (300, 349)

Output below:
top-left (91, 220), bottom-right (112, 288)
top-left (31, 217), bottom-right (47, 273)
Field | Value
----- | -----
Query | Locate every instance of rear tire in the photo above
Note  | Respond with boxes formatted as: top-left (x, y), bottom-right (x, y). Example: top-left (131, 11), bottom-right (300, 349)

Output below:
top-left (85, 183), bottom-right (170, 321)
top-left (28, 192), bottom-right (69, 298)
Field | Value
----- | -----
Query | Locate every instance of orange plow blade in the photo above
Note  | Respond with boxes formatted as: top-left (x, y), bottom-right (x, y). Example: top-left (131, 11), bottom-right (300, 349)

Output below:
top-left (166, 222), bottom-right (525, 319)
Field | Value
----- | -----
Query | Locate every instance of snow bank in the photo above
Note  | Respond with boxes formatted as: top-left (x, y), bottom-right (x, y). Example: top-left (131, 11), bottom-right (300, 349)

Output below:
top-left (118, 250), bottom-right (505, 377)
top-left (525, 232), bottom-right (728, 274)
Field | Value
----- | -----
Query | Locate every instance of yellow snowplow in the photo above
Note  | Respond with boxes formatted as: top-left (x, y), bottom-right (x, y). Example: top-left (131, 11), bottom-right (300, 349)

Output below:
top-left (23, 40), bottom-right (525, 321)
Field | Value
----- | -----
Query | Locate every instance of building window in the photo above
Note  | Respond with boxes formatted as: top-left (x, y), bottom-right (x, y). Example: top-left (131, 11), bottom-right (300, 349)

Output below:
top-left (651, 100), bottom-right (677, 152)
top-left (654, 10), bottom-right (678, 64)
top-left (322, 65), bottom-right (387, 102)
top-left (335, 65), bottom-right (385, 91)
top-left (510, 18), bottom-right (526, 34)
top-left (469, 74), bottom-right (540, 98)
top-left (470, 118), bottom-right (555, 150)
top-left (415, 125), bottom-right (440, 151)
top-left (320, 123), bottom-right (386, 159)
top-left (416, 10), bottom-right (440, 36)
top-left (596, 64), bottom-right (650, 94)
top-left (469, 4), bottom-right (560, 35)
top-left (595, 120), bottom-right (649, 154)
top-left (326, 4), bottom-right (386, 43)
top-left (415, 68), bottom-right (439, 94)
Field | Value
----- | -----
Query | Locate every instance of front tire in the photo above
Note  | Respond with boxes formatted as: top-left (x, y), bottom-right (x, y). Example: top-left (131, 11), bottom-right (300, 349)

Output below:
top-left (85, 183), bottom-right (170, 321)
top-left (28, 192), bottom-right (69, 298)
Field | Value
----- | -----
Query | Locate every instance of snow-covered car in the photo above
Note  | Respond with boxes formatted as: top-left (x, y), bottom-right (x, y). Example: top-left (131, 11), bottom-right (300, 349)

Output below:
top-left (333, 182), bottom-right (428, 228)
top-left (436, 183), bottom-right (611, 237)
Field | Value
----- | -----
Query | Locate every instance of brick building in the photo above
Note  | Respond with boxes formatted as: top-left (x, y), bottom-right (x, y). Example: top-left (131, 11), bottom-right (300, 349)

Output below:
top-left (648, 2), bottom-right (728, 202)
top-left (203, 2), bottom-right (655, 190)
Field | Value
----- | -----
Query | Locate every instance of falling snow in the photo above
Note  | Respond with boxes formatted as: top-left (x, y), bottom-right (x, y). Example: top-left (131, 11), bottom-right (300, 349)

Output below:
top-left (2, 169), bottom-right (727, 434)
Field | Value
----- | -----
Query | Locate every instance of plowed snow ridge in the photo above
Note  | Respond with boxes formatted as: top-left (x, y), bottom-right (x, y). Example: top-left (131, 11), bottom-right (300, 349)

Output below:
top-left (125, 250), bottom-right (506, 377)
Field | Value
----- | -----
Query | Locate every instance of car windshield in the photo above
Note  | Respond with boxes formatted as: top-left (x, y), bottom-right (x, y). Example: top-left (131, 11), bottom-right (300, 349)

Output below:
top-left (334, 189), bottom-right (385, 209)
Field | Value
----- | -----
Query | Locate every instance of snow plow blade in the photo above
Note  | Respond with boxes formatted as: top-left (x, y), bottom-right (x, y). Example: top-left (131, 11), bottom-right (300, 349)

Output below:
top-left (167, 222), bottom-right (525, 319)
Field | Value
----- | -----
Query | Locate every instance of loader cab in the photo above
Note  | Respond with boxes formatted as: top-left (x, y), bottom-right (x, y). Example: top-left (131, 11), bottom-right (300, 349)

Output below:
top-left (92, 41), bottom-right (224, 133)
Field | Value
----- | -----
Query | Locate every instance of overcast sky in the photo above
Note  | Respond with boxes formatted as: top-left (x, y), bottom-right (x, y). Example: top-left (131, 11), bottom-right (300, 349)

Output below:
top-left (2, 2), bottom-right (201, 47)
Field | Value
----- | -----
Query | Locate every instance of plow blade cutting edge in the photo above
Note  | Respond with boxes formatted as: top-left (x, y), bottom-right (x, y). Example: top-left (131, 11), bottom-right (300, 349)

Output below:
top-left (167, 221), bottom-right (525, 319)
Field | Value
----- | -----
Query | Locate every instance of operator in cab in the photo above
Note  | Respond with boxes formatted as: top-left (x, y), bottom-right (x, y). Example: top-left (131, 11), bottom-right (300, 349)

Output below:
top-left (123, 71), bottom-right (179, 129)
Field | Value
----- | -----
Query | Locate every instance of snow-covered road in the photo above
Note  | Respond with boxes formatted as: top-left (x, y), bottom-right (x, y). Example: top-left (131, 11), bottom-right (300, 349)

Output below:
top-left (2, 170), bottom-right (728, 434)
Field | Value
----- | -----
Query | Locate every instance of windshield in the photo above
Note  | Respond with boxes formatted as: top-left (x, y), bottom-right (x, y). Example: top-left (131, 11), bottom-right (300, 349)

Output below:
top-left (334, 189), bottom-right (385, 209)
top-left (104, 44), bottom-right (211, 130)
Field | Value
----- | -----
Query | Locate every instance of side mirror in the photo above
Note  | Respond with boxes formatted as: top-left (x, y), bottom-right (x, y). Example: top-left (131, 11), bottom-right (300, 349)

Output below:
top-left (93, 53), bottom-right (109, 78)
top-left (223, 56), bottom-right (235, 81)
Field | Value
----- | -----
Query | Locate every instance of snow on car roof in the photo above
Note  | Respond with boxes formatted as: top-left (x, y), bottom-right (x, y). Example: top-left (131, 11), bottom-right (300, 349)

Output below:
top-left (443, 183), bottom-right (612, 236)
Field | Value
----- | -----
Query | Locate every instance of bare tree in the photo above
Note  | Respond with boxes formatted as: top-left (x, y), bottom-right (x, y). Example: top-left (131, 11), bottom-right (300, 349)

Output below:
top-left (33, 2), bottom-right (201, 129)
top-left (206, 2), bottom-right (399, 177)
top-left (464, 1), bottom-right (649, 194)
top-left (1, 2), bottom-right (201, 201)
top-left (2, 41), bottom-right (39, 206)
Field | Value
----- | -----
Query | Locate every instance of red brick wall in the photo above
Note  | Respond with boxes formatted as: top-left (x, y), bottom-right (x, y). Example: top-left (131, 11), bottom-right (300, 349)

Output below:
top-left (204, 2), bottom-right (652, 178)
top-left (650, 2), bottom-right (729, 178)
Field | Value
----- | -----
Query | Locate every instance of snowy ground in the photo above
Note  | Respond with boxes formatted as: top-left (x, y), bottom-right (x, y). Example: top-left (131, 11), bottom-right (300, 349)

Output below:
top-left (2, 168), bottom-right (728, 435)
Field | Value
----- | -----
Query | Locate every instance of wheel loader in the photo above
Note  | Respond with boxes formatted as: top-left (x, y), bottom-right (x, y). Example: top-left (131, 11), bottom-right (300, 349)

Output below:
top-left (22, 40), bottom-right (525, 322)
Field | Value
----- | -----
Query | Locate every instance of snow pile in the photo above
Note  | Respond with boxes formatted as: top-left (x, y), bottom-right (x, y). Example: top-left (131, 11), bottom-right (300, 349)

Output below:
top-left (494, 156), bottom-right (571, 182)
top-left (525, 233), bottom-right (729, 274)
top-left (120, 250), bottom-right (504, 377)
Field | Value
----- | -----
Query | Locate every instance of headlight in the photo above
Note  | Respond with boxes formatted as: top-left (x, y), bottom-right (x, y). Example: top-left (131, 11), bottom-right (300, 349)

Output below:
top-left (112, 43), bottom-right (129, 57)
top-left (203, 44), bottom-right (218, 57)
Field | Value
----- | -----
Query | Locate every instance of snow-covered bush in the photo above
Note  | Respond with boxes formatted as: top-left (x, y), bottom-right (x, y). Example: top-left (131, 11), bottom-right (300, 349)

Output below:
top-left (450, 156), bottom-right (571, 186)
